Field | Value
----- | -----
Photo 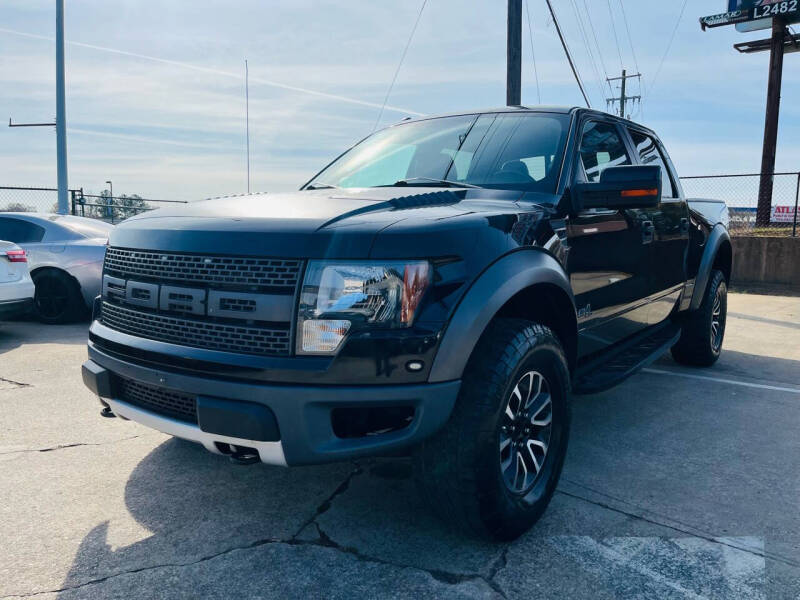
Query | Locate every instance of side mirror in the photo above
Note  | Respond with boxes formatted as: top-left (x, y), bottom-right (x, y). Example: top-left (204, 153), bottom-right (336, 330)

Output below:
top-left (571, 165), bottom-right (661, 212)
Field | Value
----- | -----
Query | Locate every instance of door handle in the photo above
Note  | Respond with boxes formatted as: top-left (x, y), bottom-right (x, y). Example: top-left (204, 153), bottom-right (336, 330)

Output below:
top-left (642, 221), bottom-right (655, 245)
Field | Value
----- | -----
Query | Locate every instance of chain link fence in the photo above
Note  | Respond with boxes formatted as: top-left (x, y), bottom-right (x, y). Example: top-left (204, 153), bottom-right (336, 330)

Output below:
top-left (0, 186), bottom-right (63, 213)
top-left (4, 177), bottom-right (799, 236)
top-left (0, 186), bottom-right (187, 223)
top-left (680, 172), bottom-right (799, 237)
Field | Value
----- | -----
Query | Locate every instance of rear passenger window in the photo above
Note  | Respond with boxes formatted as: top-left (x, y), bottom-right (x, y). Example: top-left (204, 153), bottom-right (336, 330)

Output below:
top-left (0, 217), bottom-right (45, 243)
top-left (629, 130), bottom-right (676, 198)
top-left (578, 121), bottom-right (631, 182)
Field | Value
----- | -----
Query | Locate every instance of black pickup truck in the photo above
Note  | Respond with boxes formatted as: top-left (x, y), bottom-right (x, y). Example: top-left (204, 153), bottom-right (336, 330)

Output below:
top-left (82, 107), bottom-right (731, 540)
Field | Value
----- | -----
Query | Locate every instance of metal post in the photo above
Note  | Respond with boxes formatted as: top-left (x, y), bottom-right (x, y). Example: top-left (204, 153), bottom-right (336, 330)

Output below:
top-left (55, 0), bottom-right (68, 215)
top-left (757, 19), bottom-right (786, 227)
top-left (619, 69), bottom-right (627, 119)
top-left (106, 180), bottom-right (113, 220)
top-left (793, 173), bottom-right (799, 237)
top-left (245, 59), bottom-right (251, 194)
top-left (507, 0), bottom-right (522, 106)
top-left (70, 189), bottom-right (75, 215)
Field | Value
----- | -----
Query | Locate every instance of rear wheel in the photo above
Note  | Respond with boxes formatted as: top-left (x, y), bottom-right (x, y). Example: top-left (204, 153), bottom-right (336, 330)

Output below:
top-left (413, 319), bottom-right (570, 541)
top-left (32, 269), bottom-right (86, 324)
top-left (671, 269), bottom-right (727, 367)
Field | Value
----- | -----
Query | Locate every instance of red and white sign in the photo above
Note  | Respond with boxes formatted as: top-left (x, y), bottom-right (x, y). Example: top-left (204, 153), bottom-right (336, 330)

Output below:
top-left (771, 205), bottom-right (799, 223)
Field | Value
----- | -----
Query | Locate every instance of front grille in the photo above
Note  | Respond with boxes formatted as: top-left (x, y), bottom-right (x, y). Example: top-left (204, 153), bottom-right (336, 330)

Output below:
top-left (104, 247), bottom-right (302, 292)
top-left (118, 377), bottom-right (197, 423)
top-left (101, 301), bottom-right (291, 356)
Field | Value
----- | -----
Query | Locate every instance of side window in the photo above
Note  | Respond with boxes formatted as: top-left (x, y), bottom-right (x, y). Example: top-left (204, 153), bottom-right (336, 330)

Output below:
top-left (628, 130), bottom-right (676, 198)
top-left (578, 121), bottom-right (631, 182)
top-left (0, 217), bottom-right (45, 243)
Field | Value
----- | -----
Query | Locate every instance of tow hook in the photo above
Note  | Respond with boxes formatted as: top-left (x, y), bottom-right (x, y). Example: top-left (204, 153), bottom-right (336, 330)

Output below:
top-left (228, 445), bottom-right (260, 465)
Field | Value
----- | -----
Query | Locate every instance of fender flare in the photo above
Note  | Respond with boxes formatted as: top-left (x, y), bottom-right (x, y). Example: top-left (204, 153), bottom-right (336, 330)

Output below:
top-left (428, 249), bottom-right (576, 383)
top-left (689, 224), bottom-right (731, 311)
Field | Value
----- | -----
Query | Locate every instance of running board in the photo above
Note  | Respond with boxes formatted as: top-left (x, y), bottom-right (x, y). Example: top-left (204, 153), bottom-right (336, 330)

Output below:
top-left (572, 323), bottom-right (681, 394)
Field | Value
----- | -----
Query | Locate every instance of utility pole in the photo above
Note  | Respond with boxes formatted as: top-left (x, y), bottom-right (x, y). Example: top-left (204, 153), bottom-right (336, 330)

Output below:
top-left (606, 69), bottom-right (641, 119)
top-left (55, 0), bottom-right (68, 215)
top-left (245, 59), bottom-right (251, 194)
top-left (507, 0), bottom-right (522, 106)
top-left (757, 19), bottom-right (786, 226)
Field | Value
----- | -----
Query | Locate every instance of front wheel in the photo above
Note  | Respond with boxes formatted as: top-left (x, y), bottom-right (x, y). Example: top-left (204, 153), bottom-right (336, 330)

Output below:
top-left (413, 319), bottom-right (570, 541)
top-left (671, 269), bottom-right (728, 367)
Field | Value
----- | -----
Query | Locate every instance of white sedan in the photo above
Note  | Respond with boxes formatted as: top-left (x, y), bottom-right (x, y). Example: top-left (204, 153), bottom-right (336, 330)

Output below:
top-left (0, 241), bottom-right (34, 320)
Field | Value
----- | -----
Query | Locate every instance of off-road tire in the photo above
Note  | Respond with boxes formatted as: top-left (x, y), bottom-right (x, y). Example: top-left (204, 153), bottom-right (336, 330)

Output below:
top-left (671, 269), bottom-right (727, 367)
top-left (32, 269), bottom-right (86, 324)
top-left (413, 319), bottom-right (570, 541)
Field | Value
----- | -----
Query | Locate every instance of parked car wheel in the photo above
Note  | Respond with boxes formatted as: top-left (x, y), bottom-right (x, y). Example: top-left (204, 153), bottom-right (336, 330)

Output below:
top-left (413, 319), bottom-right (570, 541)
top-left (671, 269), bottom-right (728, 367)
top-left (32, 269), bottom-right (86, 324)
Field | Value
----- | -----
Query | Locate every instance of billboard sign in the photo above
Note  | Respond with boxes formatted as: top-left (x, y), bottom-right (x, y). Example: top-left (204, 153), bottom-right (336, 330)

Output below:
top-left (771, 205), bottom-right (799, 223)
top-left (730, 0), bottom-right (800, 31)
top-left (702, 0), bottom-right (800, 30)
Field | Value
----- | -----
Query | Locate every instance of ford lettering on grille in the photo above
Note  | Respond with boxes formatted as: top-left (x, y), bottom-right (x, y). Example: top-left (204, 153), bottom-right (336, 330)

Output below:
top-left (99, 249), bottom-right (301, 357)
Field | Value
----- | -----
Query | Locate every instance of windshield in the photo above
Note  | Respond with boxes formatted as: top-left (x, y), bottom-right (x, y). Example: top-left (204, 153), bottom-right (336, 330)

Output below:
top-left (306, 112), bottom-right (571, 193)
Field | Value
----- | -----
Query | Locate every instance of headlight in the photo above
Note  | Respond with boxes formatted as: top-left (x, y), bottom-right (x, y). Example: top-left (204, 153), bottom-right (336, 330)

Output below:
top-left (297, 261), bottom-right (431, 355)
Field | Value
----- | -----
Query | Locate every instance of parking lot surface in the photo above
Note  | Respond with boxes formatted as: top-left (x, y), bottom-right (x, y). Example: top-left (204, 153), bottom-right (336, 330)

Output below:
top-left (1, 290), bottom-right (798, 599)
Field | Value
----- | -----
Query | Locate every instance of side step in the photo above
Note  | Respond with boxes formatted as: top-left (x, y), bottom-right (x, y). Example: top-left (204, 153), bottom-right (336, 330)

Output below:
top-left (572, 322), bottom-right (680, 394)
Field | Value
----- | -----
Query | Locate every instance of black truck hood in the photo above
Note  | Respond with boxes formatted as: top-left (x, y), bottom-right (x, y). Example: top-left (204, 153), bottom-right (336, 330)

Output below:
top-left (110, 188), bottom-right (550, 259)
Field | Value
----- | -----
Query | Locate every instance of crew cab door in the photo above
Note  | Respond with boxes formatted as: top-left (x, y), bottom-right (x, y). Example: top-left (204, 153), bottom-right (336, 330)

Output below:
top-left (566, 119), bottom-right (654, 358)
top-left (625, 128), bottom-right (690, 324)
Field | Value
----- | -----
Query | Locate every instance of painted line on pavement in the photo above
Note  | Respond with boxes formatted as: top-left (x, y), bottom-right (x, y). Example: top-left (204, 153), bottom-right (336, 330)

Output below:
top-left (643, 368), bottom-right (800, 394)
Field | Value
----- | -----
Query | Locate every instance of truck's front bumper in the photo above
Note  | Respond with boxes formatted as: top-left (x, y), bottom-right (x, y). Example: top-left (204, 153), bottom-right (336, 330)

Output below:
top-left (83, 343), bottom-right (460, 466)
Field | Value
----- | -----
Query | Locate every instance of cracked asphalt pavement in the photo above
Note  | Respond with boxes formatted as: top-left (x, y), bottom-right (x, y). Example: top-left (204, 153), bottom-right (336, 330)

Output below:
top-left (1, 290), bottom-right (798, 599)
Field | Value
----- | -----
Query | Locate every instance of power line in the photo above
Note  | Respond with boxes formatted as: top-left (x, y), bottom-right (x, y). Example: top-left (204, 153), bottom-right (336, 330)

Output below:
top-left (523, 0), bottom-right (541, 104)
top-left (568, 0), bottom-right (606, 105)
top-left (605, 0), bottom-right (625, 70)
top-left (617, 0), bottom-right (644, 117)
top-left (373, 0), bottom-right (428, 131)
top-left (617, 0), bottom-right (640, 74)
top-left (544, 0), bottom-right (591, 108)
top-left (581, 0), bottom-right (613, 93)
top-left (649, 0), bottom-right (689, 98)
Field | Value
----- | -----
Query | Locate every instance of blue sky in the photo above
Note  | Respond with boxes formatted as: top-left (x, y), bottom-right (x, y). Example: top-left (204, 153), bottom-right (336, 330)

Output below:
top-left (1, 0), bottom-right (799, 200)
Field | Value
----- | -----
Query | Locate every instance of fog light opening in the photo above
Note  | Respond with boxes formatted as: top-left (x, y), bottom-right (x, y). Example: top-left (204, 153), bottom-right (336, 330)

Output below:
top-left (331, 406), bottom-right (415, 439)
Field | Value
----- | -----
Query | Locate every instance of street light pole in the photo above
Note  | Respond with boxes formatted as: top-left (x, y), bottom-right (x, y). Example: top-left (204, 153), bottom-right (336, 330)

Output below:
top-left (55, 0), bottom-right (69, 215)
top-left (106, 180), bottom-right (113, 220)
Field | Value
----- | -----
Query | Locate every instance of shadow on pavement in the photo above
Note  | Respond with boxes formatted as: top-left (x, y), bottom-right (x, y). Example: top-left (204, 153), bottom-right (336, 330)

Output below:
top-left (0, 319), bottom-right (89, 356)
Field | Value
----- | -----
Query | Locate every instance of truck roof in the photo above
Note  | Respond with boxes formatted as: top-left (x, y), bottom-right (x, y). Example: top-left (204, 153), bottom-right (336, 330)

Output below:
top-left (398, 106), bottom-right (652, 132)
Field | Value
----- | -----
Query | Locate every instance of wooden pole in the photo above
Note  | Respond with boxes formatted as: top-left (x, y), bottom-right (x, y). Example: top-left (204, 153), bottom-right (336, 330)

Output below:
top-left (757, 18), bottom-right (786, 226)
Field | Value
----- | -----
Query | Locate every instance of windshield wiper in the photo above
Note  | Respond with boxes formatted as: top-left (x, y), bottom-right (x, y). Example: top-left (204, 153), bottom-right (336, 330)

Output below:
top-left (305, 182), bottom-right (342, 190)
top-left (393, 177), bottom-right (483, 189)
